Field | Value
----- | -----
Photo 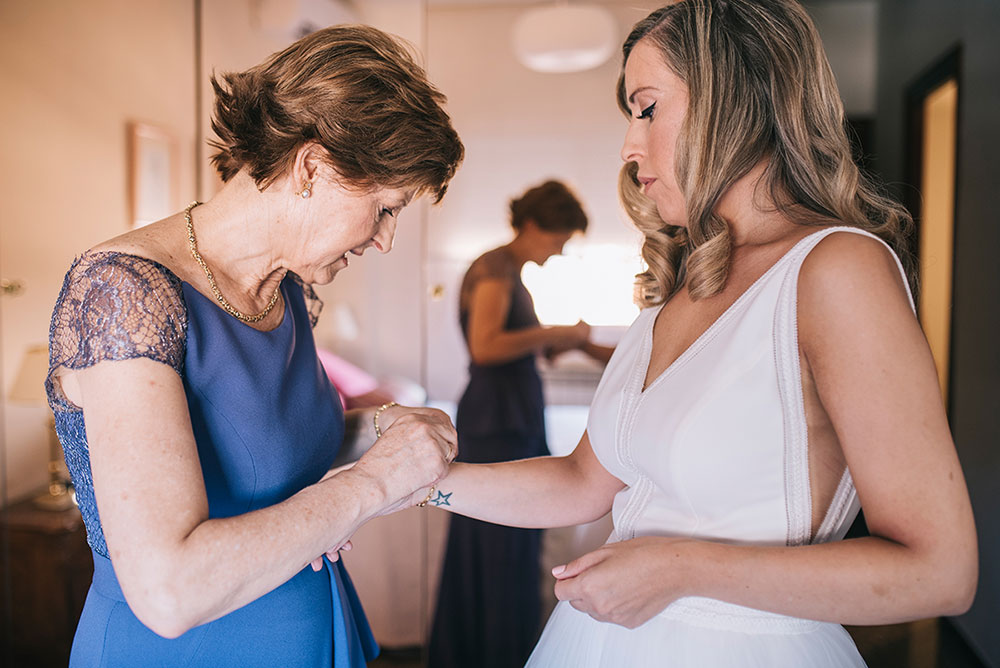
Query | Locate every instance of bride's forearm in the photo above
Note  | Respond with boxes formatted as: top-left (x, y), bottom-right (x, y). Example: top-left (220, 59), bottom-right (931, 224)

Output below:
top-left (427, 459), bottom-right (609, 528)
top-left (427, 432), bottom-right (624, 528)
top-left (681, 535), bottom-right (977, 624)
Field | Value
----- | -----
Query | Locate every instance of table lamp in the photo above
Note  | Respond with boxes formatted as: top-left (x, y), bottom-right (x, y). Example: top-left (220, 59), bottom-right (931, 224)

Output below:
top-left (8, 344), bottom-right (75, 511)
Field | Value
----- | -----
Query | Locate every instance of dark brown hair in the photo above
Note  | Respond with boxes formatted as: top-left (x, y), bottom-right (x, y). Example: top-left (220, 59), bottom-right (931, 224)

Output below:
top-left (209, 25), bottom-right (463, 202)
top-left (618, 0), bottom-right (914, 305)
top-left (510, 180), bottom-right (588, 233)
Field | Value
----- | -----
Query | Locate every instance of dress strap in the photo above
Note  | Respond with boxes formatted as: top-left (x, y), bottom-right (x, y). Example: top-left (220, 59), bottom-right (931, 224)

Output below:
top-left (774, 227), bottom-right (915, 546)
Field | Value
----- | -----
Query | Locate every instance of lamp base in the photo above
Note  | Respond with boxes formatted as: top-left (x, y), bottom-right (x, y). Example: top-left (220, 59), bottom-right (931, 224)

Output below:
top-left (33, 483), bottom-right (76, 512)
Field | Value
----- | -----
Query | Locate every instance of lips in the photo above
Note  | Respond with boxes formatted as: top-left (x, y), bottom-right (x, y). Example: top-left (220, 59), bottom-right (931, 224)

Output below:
top-left (636, 175), bottom-right (656, 194)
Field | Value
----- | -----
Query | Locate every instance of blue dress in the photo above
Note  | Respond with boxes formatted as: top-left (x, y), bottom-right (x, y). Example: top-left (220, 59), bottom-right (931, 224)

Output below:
top-left (46, 252), bottom-right (378, 667)
top-left (428, 247), bottom-right (548, 668)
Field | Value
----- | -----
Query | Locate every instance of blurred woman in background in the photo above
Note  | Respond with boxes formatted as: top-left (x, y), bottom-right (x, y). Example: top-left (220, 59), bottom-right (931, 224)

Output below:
top-left (429, 180), bottom-right (609, 668)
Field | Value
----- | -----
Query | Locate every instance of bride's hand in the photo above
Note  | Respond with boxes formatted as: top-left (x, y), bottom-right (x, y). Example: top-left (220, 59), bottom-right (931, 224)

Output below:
top-left (551, 536), bottom-right (694, 629)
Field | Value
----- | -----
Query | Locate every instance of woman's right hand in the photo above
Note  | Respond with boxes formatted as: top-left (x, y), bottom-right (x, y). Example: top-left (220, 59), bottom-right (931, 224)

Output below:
top-left (547, 320), bottom-right (591, 356)
top-left (566, 320), bottom-right (592, 345)
top-left (349, 406), bottom-right (457, 517)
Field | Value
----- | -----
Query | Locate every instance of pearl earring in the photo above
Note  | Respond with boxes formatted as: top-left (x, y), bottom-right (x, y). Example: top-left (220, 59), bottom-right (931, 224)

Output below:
top-left (300, 182), bottom-right (312, 199)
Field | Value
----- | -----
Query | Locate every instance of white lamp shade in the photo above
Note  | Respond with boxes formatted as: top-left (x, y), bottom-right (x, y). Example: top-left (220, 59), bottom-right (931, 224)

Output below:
top-left (9, 344), bottom-right (49, 405)
top-left (512, 5), bottom-right (618, 74)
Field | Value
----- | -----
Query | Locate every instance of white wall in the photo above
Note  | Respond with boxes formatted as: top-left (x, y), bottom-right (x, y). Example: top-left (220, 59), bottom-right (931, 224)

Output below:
top-left (0, 0), bottom-right (197, 502)
top-left (419, 2), bottom-right (659, 401)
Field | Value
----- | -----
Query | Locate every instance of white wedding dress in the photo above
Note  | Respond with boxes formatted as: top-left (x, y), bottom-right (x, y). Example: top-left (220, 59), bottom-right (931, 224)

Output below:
top-left (527, 228), bottom-right (913, 667)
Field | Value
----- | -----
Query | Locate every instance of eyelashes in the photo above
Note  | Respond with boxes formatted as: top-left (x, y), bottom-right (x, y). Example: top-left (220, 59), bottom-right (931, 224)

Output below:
top-left (636, 102), bottom-right (656, 120)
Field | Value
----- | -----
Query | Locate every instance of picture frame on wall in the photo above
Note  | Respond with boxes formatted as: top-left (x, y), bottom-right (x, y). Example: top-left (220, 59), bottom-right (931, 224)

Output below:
top-left (127, 121), bottom-right (178, 228)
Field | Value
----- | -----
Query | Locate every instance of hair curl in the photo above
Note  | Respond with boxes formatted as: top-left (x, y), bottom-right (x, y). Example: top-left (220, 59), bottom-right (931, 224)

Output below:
top-left (209, 24), bottom-right (463, 202)
top-left (510, 180), bottom-right (589, 233)
top-left (618, 0), bottom-right (915, 306)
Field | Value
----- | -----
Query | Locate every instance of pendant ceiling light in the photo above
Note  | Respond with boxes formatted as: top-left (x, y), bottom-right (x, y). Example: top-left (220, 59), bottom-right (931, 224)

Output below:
top-left (512, 3), bottom-right (618, 74)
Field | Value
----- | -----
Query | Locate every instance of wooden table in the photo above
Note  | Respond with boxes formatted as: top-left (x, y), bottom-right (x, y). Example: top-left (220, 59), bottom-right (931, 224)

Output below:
top-left (0, 493), bottom-right (92, 667)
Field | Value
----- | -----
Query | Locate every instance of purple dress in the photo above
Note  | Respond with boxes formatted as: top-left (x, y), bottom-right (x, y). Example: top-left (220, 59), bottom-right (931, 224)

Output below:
top-left (46, 251), bottom-right (377, 667)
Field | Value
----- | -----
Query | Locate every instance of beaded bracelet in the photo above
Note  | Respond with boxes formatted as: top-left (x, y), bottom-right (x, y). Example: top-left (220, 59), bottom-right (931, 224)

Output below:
top-left (373, 401), bottom-right (398, 439)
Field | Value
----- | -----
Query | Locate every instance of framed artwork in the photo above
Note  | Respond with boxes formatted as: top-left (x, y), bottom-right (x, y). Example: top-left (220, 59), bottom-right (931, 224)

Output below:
top-left (127, 121), bottom-right (178, 228)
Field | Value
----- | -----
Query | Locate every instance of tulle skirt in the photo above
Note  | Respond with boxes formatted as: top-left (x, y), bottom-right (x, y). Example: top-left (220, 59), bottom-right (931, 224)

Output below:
top-left (526, 597), bottom-right (867, 668)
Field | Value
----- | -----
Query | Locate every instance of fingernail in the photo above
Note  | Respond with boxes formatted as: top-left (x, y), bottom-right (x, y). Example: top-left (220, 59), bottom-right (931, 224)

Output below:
top-left (552, 565), bottom-right (565, 576)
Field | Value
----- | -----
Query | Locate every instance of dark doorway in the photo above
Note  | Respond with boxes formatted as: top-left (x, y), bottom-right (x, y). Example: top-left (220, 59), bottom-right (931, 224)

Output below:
top-left (904, 46), bottom-right (962, 419)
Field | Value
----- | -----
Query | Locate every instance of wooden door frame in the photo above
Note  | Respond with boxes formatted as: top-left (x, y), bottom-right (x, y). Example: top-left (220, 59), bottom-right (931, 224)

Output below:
top-left (903, 44), bottom-right (962, 421)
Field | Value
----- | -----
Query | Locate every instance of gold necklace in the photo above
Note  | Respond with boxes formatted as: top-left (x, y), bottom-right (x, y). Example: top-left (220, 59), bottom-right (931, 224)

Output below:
top-left (184, 201), bottom-right (281, 324)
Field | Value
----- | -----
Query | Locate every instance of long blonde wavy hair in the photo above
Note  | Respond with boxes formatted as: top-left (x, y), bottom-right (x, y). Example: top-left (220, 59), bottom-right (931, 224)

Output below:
top-left (618, 0), bottom-right (915, 306)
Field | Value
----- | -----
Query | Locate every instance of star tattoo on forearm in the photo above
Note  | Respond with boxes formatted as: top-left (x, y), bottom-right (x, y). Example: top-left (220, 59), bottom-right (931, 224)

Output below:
top-left (429, 490), bottom-right (452, 507)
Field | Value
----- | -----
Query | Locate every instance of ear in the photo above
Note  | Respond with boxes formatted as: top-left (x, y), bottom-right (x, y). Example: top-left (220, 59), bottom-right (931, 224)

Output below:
top-left (291, 142), bottom-right (327, 191)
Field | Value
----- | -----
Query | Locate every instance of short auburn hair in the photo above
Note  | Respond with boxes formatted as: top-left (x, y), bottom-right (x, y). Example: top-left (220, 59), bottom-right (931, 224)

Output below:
top-left (510, 180), bottom-right (588, 233)
top-left (209, 24), bottom-right (463, 202)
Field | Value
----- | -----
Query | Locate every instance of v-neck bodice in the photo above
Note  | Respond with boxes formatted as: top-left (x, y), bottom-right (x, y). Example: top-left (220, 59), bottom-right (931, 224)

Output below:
top-left (587, 227), bottom-right (913, 549)
top-left (638, 237), bottom-right (807, 395)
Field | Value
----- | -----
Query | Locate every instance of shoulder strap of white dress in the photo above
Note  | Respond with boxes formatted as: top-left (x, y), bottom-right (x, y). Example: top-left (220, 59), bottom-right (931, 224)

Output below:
top-left (775, 226), bottom-right (915, 546)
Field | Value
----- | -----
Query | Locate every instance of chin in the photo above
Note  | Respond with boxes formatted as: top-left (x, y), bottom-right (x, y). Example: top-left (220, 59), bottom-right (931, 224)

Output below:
top-left (299, 266), bottom-right (337, 286)
top-left (655, 203), bottom-right (688, 228)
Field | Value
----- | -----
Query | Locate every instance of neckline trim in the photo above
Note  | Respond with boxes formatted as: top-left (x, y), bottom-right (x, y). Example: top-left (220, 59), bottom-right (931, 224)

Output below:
top-left (638, 230), bottom-right (822, 395)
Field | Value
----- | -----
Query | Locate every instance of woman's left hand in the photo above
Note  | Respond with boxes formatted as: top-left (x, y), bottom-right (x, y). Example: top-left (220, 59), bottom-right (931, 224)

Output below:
top-left (552, 536), bottom-right (694, 629)
top-left (310, 540), bottom-right (353, 571)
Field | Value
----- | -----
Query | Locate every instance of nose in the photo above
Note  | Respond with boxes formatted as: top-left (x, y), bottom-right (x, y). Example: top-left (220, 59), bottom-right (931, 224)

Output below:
top-left (371, 216), bottom-right (397, 254)
top-left (621, 119), bottom-right (644, 163)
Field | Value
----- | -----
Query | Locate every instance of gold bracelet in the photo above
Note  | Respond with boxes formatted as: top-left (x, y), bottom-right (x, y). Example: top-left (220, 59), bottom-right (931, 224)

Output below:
top-left (417, 485), bottom-right (436, 508)
top-left (373, 401), bottom-right (398, 439)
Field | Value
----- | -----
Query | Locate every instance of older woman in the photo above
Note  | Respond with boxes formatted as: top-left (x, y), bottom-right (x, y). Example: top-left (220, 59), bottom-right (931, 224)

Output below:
top-left (46, 25), bottom-right (463, 667)
top-left (417, 1), bottom-right (977, 667)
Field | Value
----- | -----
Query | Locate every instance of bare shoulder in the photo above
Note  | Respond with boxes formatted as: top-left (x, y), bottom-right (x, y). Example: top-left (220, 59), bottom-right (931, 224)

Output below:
top-left (468, 247), bottom-right (517, 283)
top-left (796, 229), bottom-right (916, 356)
top-left (798, 230), bottom-right (910, 311)
top-left (88, 215), bottom-right (186, 273)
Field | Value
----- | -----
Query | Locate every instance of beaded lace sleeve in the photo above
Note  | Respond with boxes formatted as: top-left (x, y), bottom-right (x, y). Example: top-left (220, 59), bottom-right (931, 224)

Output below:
top-left (46, 252), bottom-right (188, 410)
top-left (288, 272), bottom-right (323, 328)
